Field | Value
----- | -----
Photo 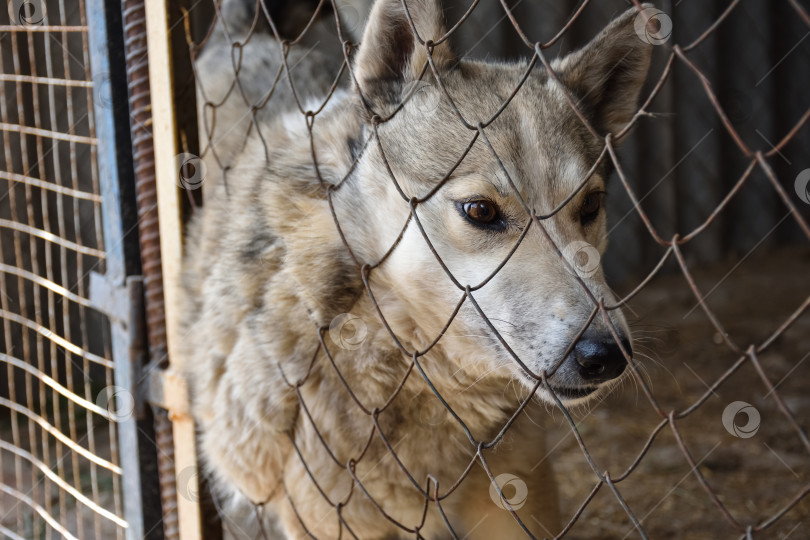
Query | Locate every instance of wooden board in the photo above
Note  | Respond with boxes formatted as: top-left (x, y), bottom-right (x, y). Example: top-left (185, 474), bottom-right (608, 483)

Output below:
top-left (144, 0), bottom-right (202, 538)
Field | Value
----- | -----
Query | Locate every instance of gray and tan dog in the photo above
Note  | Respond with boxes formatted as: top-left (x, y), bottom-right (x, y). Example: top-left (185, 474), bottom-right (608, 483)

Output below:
top-left (180, 0), bottom-right (653, 537)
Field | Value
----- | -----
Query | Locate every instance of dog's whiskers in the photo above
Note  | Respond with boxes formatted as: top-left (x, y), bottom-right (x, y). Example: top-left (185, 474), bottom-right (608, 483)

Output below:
top-left (459, 362), bottom-right (512, 394)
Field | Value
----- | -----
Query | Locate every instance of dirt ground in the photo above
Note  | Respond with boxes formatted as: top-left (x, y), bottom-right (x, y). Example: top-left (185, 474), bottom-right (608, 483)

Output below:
top-left (545, 247), bottom-right (810, 539)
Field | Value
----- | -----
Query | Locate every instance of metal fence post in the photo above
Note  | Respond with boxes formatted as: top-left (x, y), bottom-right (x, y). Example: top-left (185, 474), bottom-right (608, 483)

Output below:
top-left (86, 0), bottom-right (164, 539)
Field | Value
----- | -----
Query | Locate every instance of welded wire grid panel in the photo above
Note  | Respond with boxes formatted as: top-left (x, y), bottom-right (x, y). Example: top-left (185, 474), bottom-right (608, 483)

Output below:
top-left (0, 0), bottom-right (126, 539)
top-left (182, 0), bottom-right (810, 538)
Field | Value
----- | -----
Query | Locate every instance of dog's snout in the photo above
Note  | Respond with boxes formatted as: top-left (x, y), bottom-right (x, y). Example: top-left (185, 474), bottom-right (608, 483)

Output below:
top-left (574, 337), bottom-right (631, 383)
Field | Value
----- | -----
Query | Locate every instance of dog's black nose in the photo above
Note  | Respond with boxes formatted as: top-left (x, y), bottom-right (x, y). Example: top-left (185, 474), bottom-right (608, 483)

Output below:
top-left (574, 337), bottom-right (631, 383)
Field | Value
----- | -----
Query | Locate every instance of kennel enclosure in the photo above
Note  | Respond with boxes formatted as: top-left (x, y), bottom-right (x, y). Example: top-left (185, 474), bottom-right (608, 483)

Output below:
top-left (0, 0), bottom-right (809, 539)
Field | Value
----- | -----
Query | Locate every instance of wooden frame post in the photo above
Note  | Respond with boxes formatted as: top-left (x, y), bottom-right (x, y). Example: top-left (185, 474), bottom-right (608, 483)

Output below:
top-left (144, 0), bottom-right (203, 538)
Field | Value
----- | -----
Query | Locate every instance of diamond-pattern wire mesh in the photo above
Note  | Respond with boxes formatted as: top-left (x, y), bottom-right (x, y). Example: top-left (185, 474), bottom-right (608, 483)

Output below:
top-left (182, 0), bottom-right (810, 537)
top-left (0, 0), bottom-right (126, 538)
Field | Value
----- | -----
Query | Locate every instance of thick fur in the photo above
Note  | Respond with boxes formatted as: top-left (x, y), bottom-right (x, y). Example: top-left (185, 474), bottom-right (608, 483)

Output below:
top-left (180, 1), bottom-right (653, 538)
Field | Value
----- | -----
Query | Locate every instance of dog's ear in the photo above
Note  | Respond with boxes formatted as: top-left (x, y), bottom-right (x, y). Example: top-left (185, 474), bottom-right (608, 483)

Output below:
top-left (353, 0), bottom-right (455, 113)
top-left (552, 5), bottom-right (654, 139)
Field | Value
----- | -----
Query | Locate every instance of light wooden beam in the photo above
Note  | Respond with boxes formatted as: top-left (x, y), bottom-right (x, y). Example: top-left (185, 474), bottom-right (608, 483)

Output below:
top-left (144, 0), bottom-right (202, 538)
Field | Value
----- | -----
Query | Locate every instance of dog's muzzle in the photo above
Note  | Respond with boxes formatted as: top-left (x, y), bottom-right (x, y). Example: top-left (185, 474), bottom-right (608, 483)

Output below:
top-left (541, 334), bottom-right (632, 401)
top-left (572, 335), bottom-right (631, 384)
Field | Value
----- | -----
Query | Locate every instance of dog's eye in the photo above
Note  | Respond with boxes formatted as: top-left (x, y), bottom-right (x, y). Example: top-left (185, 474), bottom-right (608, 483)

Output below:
top-left (456, 199), bottom-right (508, 232)
top-left (463, 200), bottom-right (498, 224)
top-left (580, 191), bottom-right (605, 224)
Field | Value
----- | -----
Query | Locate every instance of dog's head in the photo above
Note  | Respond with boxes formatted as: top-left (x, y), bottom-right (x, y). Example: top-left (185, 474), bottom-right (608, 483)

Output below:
top-left (335, 0), bottom-right (653, 405)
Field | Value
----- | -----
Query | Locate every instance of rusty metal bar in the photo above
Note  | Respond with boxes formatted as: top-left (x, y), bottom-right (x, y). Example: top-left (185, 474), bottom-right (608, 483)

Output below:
top-left (120, 0), bottom-right (181, 538)
top-left (122, 0), bottom-right (167, 365)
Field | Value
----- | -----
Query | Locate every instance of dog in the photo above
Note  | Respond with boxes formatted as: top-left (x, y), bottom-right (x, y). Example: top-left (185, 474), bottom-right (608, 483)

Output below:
top-left (179, 0), bottom-right (653, 537)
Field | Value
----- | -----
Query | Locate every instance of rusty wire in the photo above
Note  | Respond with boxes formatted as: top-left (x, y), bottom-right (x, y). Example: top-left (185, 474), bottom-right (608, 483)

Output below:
top-left (0, 0), bottom-right (126, 538)
top-left (184, 1), bottom-right (810, 538)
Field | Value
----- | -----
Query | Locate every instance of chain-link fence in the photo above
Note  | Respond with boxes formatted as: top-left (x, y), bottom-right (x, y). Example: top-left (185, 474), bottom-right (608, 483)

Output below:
top-left (173, 0), bottom-right (810, 538)
top-left (1, 0), bottom-right (808, 538)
